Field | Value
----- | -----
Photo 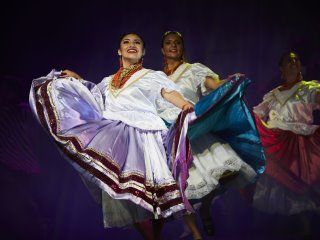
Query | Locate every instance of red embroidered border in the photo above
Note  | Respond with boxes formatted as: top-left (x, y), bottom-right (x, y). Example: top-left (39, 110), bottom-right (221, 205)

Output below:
top-left (35, 79), bottom-right (184, 213)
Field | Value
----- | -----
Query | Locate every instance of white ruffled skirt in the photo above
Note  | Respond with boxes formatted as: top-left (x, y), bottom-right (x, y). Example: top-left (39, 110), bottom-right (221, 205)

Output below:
top-left (185, 133), bottom-right (257, 199)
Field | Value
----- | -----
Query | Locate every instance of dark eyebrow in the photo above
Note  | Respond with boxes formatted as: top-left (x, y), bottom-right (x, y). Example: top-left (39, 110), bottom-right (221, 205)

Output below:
top-left (122, 38), bottom-right (142, 42)
top-left (165, 38), bottom-right (180, 42)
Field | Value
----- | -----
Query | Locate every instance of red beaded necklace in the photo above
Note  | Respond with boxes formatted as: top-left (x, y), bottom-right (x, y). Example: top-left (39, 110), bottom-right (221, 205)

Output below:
top-left (164, 60), bottom-right (184, 76)
top-left (279, 73), bottom-right (302, 91)
top-left (111, 63), bottom-right (143, 90)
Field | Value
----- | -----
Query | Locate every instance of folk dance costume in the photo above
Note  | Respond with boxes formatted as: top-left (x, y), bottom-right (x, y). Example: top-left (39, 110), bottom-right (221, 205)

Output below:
top-left (29, 67), bottom-right (192, 228)
top-left (160, 62), bottom-right (265, 201)
top-left (253, 80), bottom-right (320, 215)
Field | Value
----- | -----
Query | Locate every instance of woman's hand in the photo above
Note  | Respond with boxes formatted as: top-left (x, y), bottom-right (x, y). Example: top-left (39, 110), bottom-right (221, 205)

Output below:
top-left (182, 102), bottom-right (194, 111)
top-left (60, 69), bottom-right (82, 80)
top-left (227, 73), bottom-right (245, 79)
top-left (161, 89), bottom-right (194, 111)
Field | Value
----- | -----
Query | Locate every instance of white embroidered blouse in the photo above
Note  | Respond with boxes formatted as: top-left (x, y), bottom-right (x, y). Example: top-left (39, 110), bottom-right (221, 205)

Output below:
top-left (97, 68), bottom-right (178, 131)
top-left (253, 80), bottom-right (320, 135)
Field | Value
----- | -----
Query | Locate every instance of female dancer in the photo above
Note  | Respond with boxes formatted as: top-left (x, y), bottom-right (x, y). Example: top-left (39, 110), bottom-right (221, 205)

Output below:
top-left (29, 33), bottom-right (193, 240)
top-left (160, 31), bottom-right (265, 239)
top-left (253, 51), bottom-right (320, 237)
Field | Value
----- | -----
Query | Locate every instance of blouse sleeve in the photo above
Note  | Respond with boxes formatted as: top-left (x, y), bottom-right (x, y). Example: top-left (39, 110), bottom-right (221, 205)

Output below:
top-left (148, 70), bottom-right (180, 99)
top-left (190, 63), bottom-right (219, 95)
top-left (253, 90), bottom-right (275, 119)
top-left (148, 71), bottom-right (182, 124)
top-left (307, 80), bottom-right (320, 107)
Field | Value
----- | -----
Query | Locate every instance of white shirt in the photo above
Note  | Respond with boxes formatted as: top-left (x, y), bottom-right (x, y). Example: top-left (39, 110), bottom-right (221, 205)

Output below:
top-left (157, 62), bottom-right (219, 123)
top-left (253, 80), bottom-right (320, 135)
top-left (98, 69), bottom-right (178, 130)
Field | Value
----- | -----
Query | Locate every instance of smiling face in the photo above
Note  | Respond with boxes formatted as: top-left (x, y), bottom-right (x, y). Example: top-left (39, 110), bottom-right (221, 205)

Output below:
top-left (161, 32), bottom-right (184, 61)
top-left (118, 33), bottom-right (145, 66)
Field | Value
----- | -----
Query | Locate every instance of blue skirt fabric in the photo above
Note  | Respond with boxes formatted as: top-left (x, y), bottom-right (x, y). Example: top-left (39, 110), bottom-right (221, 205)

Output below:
top-left (189, 76), bottom-right (266, 175)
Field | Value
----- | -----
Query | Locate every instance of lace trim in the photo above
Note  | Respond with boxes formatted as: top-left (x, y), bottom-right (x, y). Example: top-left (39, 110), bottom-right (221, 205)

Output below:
top-left (185, 157), bottom-right (256, 199)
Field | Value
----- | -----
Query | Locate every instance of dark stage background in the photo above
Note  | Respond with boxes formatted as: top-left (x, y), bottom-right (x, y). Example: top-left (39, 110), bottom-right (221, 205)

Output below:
top-left (1, 0), bottom-right (320, 239)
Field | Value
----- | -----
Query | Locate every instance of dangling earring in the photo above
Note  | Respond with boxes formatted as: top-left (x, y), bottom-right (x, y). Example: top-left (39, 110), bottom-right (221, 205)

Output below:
top-left (139, 57), bottom-right (144, 65)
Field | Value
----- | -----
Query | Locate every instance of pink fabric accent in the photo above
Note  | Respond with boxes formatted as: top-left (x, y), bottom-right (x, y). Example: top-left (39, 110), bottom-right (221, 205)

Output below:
top-left (255, 114), bottom-right (320, 198)
top-left (171, 109), bottom-right (194, 212)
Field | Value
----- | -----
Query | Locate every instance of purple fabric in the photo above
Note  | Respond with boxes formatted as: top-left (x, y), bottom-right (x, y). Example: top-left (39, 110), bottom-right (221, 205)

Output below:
top-left (30, 75), bottom-right (185, 217)
top-left (63, 119), bottom-right (147, 174)
top-left (166, 109), bottom-right (194, 212)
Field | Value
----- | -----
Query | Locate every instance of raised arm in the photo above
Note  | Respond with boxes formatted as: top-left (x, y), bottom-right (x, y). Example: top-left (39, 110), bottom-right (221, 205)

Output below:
top-left (204, 73), bottom-right (245, 91)
top-left (204, 76), bottom-right (227, 91)
top-left (161, 89), bottom-right (193, 111)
